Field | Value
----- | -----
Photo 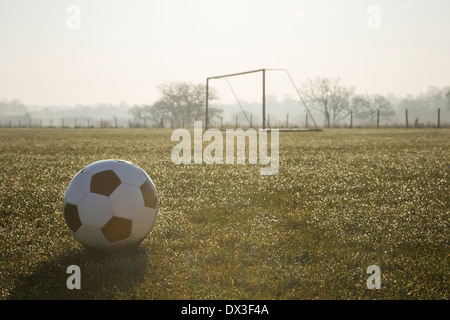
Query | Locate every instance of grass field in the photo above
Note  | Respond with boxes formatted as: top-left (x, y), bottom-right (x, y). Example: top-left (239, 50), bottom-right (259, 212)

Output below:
top-left (0, 128), bottom-right (448, 300)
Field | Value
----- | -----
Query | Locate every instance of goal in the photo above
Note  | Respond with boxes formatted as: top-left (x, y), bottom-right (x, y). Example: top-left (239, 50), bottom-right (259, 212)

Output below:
top-left (205, 68), bottom-right (320, 131)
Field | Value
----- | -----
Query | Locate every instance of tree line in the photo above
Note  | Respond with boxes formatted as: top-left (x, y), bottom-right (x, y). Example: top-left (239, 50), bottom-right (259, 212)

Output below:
top-left (2, 79), bottom-right (449, 128)
top-left (301, 77), bottom-right (396, 128)
top-left (128, 78), bottom-right (449, 128)
top-left (128, 82), bottom-right (223, 128)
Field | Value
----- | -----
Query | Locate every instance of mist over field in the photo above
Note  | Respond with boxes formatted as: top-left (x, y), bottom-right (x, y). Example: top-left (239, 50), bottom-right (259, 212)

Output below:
top-left (1, 83), bottom-right (449, 128)
top-left (1, 1), bottom-right (450, 129)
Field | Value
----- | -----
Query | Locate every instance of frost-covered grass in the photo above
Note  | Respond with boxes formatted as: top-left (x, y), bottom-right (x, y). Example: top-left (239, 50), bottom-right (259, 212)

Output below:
top-left (0, 128), bottom-right (448, 299)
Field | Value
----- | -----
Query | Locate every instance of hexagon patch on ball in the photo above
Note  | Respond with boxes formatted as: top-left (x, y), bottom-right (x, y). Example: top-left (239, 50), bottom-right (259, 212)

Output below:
top-left (63, 159), bottom-right (159, 250)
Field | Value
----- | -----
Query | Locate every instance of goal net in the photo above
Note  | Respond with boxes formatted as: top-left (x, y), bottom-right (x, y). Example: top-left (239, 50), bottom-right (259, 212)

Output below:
top-left (205, 68), bottom-right (320, 131)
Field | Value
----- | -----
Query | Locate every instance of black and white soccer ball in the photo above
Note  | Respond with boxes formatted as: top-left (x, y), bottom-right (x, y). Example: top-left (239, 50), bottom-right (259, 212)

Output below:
top-left (62, 159), bottom-right (158, 250)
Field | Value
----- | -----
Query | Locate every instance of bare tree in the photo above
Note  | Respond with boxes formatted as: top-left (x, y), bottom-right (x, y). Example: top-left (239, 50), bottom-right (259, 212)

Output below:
top-left (129, 105), bottom-right (150, 122)
top-left (352, 94), bottom-right (395, 125)
top-left (130, 82), bottom-right (221, 127)
top-left (329, 84), bottom-right (354, 126)
top-left (301, 77), bottom-right (354, 127)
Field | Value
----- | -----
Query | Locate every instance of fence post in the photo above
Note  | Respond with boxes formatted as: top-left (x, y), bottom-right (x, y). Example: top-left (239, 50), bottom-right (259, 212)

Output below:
top-left (350, 110), bottom-right (353, 128)
top-left (235, 115), bottom-right (238, 128)
top-left (220, 116), bottom-right (223, 129)
top-left (305, 113), bottom-right (308, 128)
top-left (405, 109), bottom-right (409, 128)
top-left (377, 110), bottom-right (380, 128)
top-left (250, 114), bottom-right (253, 128)
top-left (437, 108), bottom-right (440, 128)
top-left (286, 113), bottom-right (289, 128)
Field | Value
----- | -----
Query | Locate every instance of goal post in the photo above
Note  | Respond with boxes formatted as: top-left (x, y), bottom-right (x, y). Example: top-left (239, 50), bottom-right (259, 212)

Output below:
top-left (205, 68), bottom-right (320, 131)
top-left (206, 69), bottom-right (267, 130)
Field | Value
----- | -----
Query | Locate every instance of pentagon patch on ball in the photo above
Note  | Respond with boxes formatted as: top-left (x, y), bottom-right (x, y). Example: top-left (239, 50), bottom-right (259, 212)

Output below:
top-left (62, 159), bottom-right (158, 250)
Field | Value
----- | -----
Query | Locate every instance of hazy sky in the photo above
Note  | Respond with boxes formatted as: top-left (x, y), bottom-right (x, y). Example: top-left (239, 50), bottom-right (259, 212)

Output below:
top-left (1, 0), bottom-right (449, 107)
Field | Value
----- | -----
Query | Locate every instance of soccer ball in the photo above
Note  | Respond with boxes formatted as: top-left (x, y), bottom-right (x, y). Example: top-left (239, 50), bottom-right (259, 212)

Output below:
top-left (62, 159), bottom-right (158, 250)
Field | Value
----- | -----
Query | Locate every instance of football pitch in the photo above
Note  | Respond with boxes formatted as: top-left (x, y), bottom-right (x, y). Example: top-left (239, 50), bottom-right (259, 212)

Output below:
top-left (0, 128), bottom-right (448, 299)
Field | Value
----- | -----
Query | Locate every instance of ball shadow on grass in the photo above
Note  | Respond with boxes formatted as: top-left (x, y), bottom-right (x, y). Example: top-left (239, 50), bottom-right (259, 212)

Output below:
top-left (8, 245), bottom-right (152, 300)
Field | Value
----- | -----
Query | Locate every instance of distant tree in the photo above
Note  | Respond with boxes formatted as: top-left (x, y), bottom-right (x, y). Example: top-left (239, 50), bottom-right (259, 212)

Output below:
top-left (446, 88), bottom-right (450, 110)
top-left (352, 94), bottom-right (395, 125)
top-left (129, 82), bottom-right (222, 127)
top-left (423, 86), bottom-right (448, 110)
top-left (128, 105), bottom-right (152, 122)
top-left (0, 99), bottom-right (28, 115)
top-left (398, 86), bottom-right (450, 112)
top-left (328, 84), bottom-right (355, 126)
top-left (300, 77), bottom-right (354, 127)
